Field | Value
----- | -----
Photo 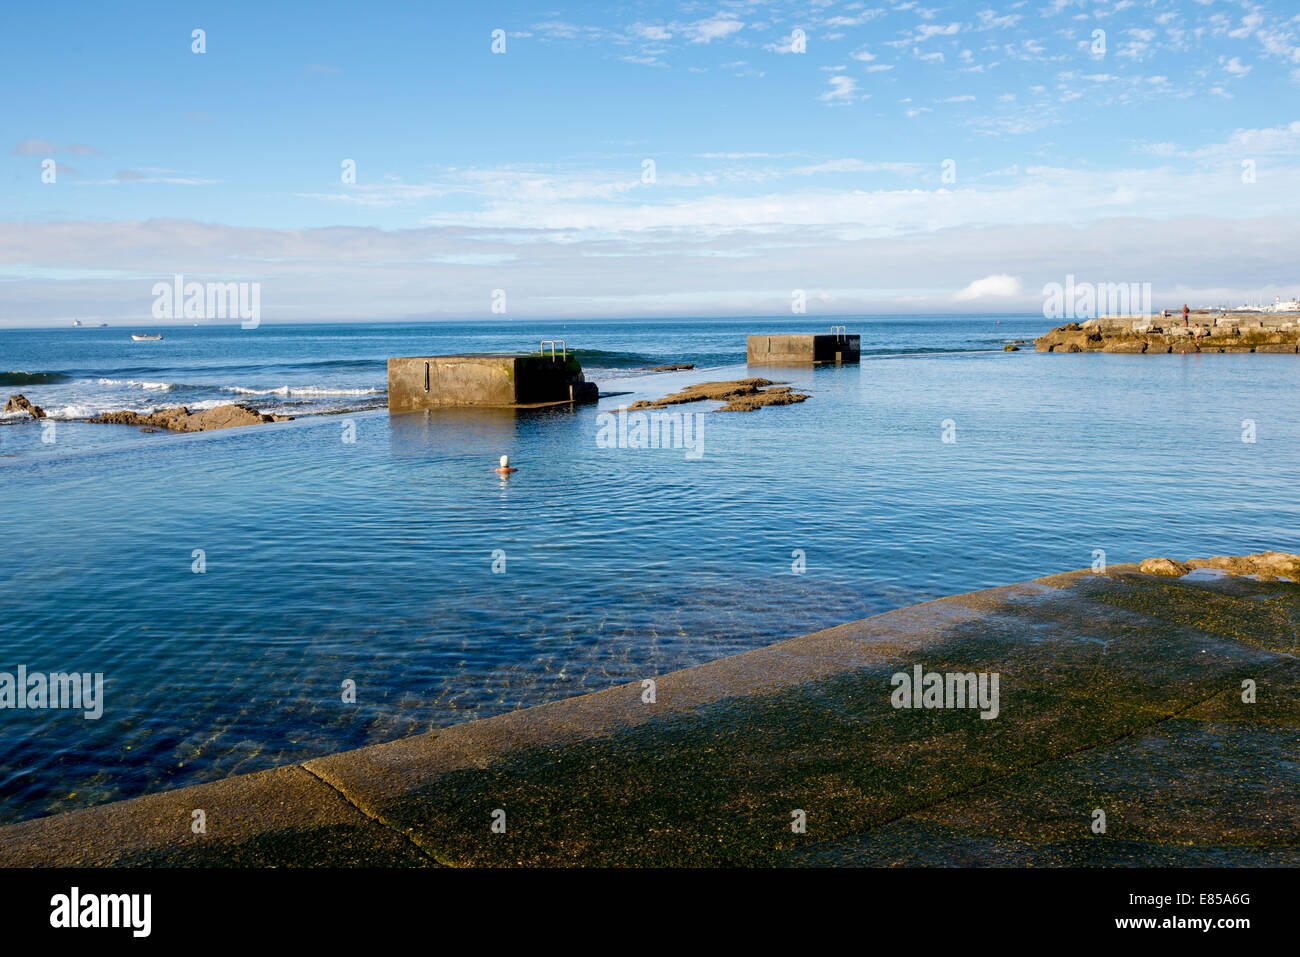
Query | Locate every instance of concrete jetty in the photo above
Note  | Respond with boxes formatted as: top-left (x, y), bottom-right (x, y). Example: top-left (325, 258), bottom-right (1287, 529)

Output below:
top-left (2, 554), bottom-right (1296, 867)
top-left (747, 331), bottom-right (860, 365)
top-left (388, 347), bottom-right (599, 412)
top-left (1036, 312), bottom-right (1300, 354)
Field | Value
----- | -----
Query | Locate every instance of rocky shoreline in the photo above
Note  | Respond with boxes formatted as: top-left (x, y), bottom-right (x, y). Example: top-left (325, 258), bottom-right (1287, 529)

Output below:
top-left (89, 404), bottom-right (293, 432)
top-left (1036, 312), bottom-right (1300, 354)
top-left (1137, 550), bottom-right (1300, 579)
top-left (2, 395), bottom-right (45, 419)
top-left (3, 393), bottom-right (293, 432)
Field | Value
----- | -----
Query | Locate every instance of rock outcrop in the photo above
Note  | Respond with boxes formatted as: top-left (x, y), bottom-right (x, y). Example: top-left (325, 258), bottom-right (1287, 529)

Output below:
top-left (1036, 313), bottom-right (1300, 354)
top-left (628, 378), bottom-right (810, 413)
top-left (3, 394), bottom-right (46, 419)
top-left (1139, 551), bottom-right (1300, 581)
top-left (1138, 557), bottom-right (1191, 576)
top-left (89, 403), bottom-right (292, 432)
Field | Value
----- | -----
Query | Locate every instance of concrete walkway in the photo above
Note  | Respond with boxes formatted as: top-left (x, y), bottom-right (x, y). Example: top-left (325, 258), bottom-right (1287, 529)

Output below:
top-left (2, 563), bottom-right (1297, 866)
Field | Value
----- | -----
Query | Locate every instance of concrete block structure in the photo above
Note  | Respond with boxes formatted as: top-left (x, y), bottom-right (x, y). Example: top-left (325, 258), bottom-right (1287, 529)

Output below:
top-left (747, 332), bottom-right (860, 365)
top-left (388, 353), bottom-right (598, 412)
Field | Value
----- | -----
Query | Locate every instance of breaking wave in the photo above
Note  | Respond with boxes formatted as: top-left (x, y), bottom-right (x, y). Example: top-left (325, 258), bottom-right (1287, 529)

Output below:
top-left (0, 371), bottom-right (73, 386)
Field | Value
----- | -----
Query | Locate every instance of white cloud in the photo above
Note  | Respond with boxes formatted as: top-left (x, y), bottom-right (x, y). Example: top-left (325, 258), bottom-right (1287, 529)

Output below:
top-left (681, 14), bottom-right (744, 44)
top-left (7, 213), bottom-right (1300, 323)
top-left (820, 75), bottom-right (860, 103)
top-left (765, 30), bottom-right (806, 54)
top-left (953, 273), bottom-right (1023, 300)
top-left (916, 22), bottom-right (961, 40)
top-left (632, 23), bottom-right (673, 41)
top-left (824, 10), bottom-right (886, 27)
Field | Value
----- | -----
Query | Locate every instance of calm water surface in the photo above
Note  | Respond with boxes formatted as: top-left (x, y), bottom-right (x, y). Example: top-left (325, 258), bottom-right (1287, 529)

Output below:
top-left (2, 316), bottom-right (1298, 822)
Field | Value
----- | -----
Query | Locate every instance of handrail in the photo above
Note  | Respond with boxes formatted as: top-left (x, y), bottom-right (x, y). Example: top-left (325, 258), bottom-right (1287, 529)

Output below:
top-left (539, 339), bottom-right (567, 360)
top-left (830, 325), bottom-right (847, 340)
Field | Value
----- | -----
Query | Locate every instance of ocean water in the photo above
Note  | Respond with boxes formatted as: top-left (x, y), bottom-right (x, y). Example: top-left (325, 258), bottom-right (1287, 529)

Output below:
top-left (2, 316), bottom-right (1299, 824)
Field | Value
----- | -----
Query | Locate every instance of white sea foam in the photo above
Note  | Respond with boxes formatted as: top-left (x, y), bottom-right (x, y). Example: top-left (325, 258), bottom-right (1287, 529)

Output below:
top-left (220, 384), bottom-right (382, 397)
top-left (47, 404), bottom-right (100, 420)
top-left (19, 376), bottom-right (382, 423)
top-left (96, 378), bottom-right (179, 391)
top-left (90, 378), bottom-right (381, 399)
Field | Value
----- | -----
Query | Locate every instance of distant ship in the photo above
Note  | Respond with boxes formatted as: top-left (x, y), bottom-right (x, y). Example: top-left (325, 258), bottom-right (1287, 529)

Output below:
top-left (131, 333), bottom-right (164, 341)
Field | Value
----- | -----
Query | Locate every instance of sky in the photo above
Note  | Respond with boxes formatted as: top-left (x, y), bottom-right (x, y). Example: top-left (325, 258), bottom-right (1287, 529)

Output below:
top-left (3, 0), bottom-right (1300, 325)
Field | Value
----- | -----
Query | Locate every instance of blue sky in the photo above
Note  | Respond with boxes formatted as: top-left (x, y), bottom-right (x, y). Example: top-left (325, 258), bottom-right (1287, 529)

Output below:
top-left (4, 0), bottom-right (1300, 323)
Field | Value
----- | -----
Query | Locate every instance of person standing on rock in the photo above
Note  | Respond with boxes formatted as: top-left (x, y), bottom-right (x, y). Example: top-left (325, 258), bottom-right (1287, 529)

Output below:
top-left (1183, 303), bottom-right (1190, 327)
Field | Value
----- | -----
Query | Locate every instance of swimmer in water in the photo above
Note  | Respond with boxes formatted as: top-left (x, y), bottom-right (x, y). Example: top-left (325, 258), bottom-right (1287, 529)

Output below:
top-left (495, 454), bottom-right (517, 475)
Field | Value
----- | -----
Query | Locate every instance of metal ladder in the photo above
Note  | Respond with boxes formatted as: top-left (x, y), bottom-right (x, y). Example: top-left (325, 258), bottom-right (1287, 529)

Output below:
top-left (539, 339), bottom-right (567, 360)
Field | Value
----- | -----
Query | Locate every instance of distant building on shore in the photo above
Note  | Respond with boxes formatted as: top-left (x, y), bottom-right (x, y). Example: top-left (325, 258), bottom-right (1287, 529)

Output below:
top-left (1225, 295), bottom-right (1300, 313)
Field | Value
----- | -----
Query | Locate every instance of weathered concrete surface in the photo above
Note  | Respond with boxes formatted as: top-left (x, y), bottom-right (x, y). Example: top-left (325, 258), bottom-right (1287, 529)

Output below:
top-left (0, 765), bottom-right (432, 867)
top-left (388, 354), bottom-right (598, 412)
top-left (747, 333), bottom-right (860, 365)
top-left (2, 561), bottom-right (1296, 866)
top-left (786, 664), bottom-right (1300, 866)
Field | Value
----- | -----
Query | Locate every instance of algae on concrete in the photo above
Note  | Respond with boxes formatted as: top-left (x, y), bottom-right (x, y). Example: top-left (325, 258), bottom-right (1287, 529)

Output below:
top-left (3, 563), bottom-right (1296, 868)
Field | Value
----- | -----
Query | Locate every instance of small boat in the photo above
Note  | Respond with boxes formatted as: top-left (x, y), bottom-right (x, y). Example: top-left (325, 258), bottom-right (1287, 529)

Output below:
top-left (131, 334), bottom-right (164, 341)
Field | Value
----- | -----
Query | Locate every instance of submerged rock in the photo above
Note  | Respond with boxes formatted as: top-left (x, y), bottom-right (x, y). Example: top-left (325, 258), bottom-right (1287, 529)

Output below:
top-left (90, 403), bottom-right (292, 433)
top-left (717, 386), bottom-right (809, 412)
top-left (3, 394), bottom-right (45, 419)
top-left (628, 378), bottom-right (810, 413)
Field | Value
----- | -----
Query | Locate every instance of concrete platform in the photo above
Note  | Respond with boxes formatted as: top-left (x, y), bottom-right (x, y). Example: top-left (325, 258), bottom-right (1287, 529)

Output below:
top-left (2, 563), bottom-right (1296, 866)
top-left (747, 333), bottom-right (860, 365)
top-left (388, 353), bottom-right (598, 412)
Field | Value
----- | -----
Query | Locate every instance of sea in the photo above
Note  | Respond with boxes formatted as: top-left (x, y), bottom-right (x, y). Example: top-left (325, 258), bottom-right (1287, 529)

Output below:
top-left (2, 315), bottom-right (1298, 823)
